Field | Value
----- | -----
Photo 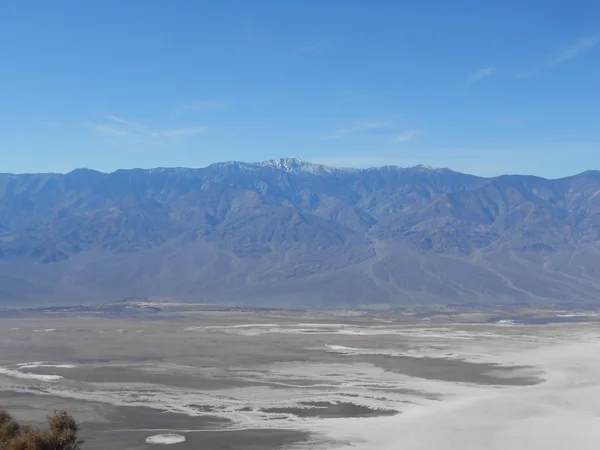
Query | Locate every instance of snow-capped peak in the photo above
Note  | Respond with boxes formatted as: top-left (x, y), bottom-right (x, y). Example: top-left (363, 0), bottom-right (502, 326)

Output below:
top-left (207, 158), bottom-right (448, 175)
top-left (259, 157), bottom-right (335, 174)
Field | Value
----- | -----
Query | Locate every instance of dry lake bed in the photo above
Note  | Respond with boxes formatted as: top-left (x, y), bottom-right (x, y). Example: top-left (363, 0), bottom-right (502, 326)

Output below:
top-left (1, 310), bottom-right (600, 449)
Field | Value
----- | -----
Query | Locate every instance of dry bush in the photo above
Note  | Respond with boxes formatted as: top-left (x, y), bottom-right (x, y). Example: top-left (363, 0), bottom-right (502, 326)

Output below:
top-left (0, 409), bottom-right (83, 450)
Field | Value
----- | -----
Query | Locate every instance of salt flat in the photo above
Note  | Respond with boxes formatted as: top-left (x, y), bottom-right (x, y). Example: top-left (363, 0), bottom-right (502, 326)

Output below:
top-left (0, 312), bottom-right (599, 449)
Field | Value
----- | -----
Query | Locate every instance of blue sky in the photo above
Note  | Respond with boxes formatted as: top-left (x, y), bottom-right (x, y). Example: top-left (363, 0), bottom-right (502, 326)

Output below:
top-left (1, 0), bottom-right (599, 177)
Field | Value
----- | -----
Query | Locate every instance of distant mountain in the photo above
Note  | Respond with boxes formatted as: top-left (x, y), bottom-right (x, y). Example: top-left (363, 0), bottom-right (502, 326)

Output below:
top-left (1, 157), bottom-right (600, 307)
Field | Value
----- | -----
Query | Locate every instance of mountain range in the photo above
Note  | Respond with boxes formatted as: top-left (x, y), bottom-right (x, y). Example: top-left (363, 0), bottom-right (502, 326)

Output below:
top-left (1, 157), bottom-right (600, 308)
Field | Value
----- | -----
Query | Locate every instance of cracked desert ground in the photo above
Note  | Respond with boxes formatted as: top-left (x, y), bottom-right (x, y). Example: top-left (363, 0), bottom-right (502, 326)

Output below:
top-left (1, 312), bottom-right (600, 450)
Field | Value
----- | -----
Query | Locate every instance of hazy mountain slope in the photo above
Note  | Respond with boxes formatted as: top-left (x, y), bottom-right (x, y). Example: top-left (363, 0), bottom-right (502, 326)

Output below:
top-left (0, 158), bottom-right (599, 307)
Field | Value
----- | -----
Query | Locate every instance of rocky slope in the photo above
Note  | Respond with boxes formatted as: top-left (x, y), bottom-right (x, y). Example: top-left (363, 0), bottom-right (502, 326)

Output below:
top-left (1, 157), bottom-right (599, 307)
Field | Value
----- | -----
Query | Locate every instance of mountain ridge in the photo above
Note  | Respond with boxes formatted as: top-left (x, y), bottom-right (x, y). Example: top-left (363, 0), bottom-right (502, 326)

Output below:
top-left (1, 158), bottom-right (599, 308)
top-left (0, 157), bottom-right (470, 177)
top-left (4, 157), bottom-right (598, 180)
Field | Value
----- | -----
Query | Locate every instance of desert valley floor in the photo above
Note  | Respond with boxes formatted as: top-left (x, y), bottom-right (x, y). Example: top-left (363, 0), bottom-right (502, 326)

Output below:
top-left (1, 311), bottom-right (600, 450)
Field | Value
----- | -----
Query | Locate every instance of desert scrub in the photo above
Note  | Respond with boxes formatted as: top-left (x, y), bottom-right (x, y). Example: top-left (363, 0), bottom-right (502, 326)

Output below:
top-left (0, 409), bottom-right (82, 450)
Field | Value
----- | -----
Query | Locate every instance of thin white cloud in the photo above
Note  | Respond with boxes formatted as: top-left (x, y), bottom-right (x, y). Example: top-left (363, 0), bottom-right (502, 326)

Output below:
top-left (517, 34), bottom-right (600, 78)
top-left (396, 129), bottom-right (420, 144)
top-left (176, 100), bottom-right (229, 114)
top-left (328, 120), bottom-right (393, 139)
top-left (550, 35), bottom-right (600, 67)
top-left (89, 123), bottom-right (134, 137)
top-left (88, 115), bottom-right (206, 143)
top-left (104, 115), bottom-right (140, 128)
top-left (468, 67), bottom-right (493, 83)
top-left (289, 42), bottom-right (324, 58)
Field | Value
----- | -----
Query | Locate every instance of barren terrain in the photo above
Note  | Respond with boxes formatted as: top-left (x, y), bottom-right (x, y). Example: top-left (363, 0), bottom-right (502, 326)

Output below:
top-left (1, 311), bottom-right (600, 449)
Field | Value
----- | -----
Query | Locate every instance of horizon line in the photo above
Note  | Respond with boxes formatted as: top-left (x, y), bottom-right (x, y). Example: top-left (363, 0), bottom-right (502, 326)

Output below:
top-left (1, 157), bottom-right (599, 180)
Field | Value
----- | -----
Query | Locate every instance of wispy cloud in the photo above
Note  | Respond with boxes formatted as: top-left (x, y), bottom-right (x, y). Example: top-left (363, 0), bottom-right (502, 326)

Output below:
top-left (328, 120), bottom-right (392, 139)
top-left (104, 115), bottom-right (147, 133)
top-left (550, 35), bottom-right (600, 67)
top-left (517, 34), bottom-right (600, 78)
top-left (395, 129), bottom-right (420, 144)
top-left (468, 67), bottom-right (493, 83)
top-left (176, 100), bottom-right (229, 114)
top-left (89, 123), bottom-right (134, 137)
top-left (88, 115), bottom-right (206, 145)
top-left (289, 42), bottom-right (324, 58)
